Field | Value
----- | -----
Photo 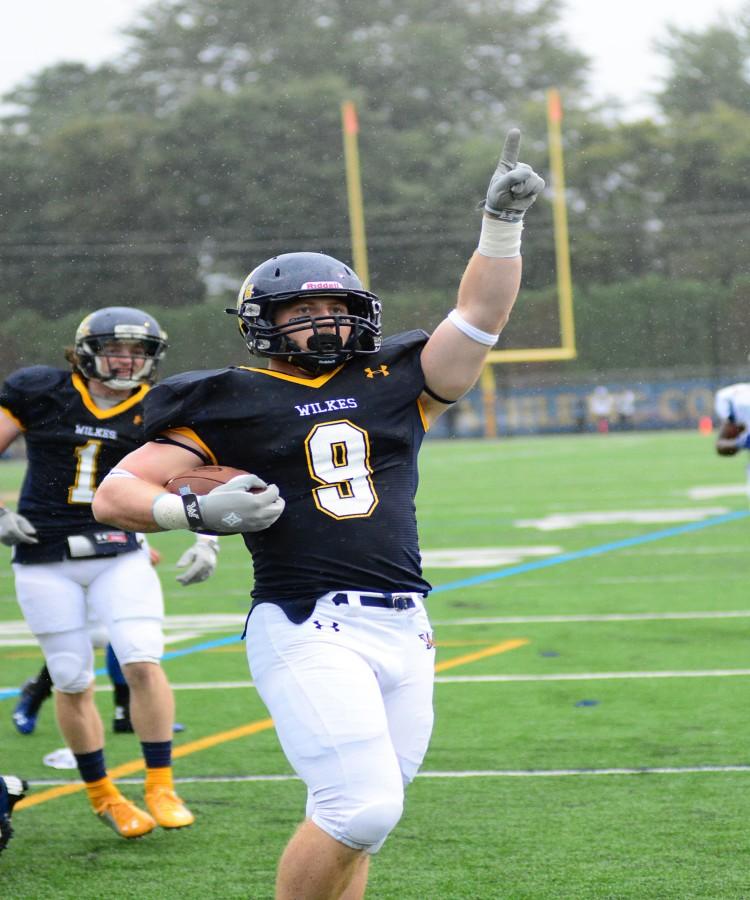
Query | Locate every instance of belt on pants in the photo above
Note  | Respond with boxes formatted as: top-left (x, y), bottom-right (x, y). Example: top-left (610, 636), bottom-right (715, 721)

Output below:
top-left (323, 590), bottom-right (422, 611)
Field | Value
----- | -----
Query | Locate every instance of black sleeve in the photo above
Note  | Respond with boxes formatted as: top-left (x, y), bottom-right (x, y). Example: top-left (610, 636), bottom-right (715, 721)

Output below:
top-left (142, 369), bottom-right (228, 441)
top-left (0, 367), bottom-right (65, 428)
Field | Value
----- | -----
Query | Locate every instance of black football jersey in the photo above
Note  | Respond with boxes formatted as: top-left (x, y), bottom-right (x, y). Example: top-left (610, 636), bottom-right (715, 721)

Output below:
top-left (144, 331), bottom-right (433, 616)
top-left (0, 367), bottom-right (148, 563)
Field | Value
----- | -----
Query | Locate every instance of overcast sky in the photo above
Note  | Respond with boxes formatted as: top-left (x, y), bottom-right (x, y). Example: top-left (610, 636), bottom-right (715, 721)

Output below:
top-left (0, 0), bottom-right (745, 118)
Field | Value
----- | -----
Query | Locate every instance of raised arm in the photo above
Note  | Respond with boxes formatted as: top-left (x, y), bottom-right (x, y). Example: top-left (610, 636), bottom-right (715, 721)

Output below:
top-left (419, 129), bottom-right (544, 423)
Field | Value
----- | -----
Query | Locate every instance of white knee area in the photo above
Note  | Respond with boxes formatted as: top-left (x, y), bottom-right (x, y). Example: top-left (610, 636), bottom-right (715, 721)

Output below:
top-left (337, 798), bottom-right (404, 852)
top-left (46, 651), bottom-right (93, 694)
top-left (87, 622), bottom-right (109, 650)
top-left (109, 618), bottom-right (163, 665)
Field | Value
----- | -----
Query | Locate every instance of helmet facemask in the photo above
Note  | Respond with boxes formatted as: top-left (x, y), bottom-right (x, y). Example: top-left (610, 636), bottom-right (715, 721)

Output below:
top-left (76, 336), bottom-right (166, 389)
top-left (228, 253), bottom-right (383, 376)
top-left (74, 308), bottom-right (168, 390)
top-left (245, 293), bottom-right (382, 375)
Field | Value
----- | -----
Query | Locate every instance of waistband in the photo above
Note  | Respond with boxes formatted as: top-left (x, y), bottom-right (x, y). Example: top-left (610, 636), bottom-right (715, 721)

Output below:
top-left (320, 590), bottom-right (423, 611)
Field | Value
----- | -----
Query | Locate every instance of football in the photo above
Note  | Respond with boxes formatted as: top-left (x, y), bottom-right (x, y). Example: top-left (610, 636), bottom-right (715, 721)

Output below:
top-left (165, 465), bottom-right (257, 496)
top-left (719, 420), bottom-right (743, 440)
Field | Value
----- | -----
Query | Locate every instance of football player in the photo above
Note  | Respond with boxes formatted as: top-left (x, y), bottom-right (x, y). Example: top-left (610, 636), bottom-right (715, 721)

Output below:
top-left (93, 130), bottom-right (544, 895)
top-left (714, 383), bottom-right (750, 456)
top-left (0, 774), bottom-right (28, 857)
top-left (0, 307), bottom-right (216, 839)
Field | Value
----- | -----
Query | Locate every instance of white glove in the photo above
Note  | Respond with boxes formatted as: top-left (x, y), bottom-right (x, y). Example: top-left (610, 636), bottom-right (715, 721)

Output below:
top-left (175, 536), bottom-right (219, 586)
top-left (0, 508), bottom-right (38, 546)
top-left (153, 473), bottom-right (285, 534)
top-left (198, 475), bottom-right (285, 533)
top-left (483, 129), bottom-right (545, 223)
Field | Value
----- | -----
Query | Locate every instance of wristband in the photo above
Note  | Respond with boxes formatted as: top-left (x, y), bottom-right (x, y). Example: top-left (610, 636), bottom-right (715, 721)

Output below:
top-left (152, 493), bottom-right (190, 531)
top-left (447, 309), bottom-right (500, 347)
top-left (477, 216), bottom-right (523, 258)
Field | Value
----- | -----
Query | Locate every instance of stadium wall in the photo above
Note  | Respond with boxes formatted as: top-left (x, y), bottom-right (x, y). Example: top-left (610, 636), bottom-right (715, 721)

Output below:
top-left (428, 372), bottom-right (749, 438)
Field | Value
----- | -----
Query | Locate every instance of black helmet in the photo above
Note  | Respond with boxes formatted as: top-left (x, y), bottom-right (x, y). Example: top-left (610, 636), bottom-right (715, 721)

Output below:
top-left (74, 306), bottom-right (168, 389)
top-left (228, 252), bottom-right (382, 374)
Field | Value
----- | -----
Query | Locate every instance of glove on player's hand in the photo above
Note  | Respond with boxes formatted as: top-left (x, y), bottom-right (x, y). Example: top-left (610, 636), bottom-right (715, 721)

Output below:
top-left (483, 129), bottom-right (545, 223)
top-left (0, 508), bottom-right (38, 546)
top-left (196, 474), bottom-right (285, 534)
top-left (175, 537), bottom-right (219, 585)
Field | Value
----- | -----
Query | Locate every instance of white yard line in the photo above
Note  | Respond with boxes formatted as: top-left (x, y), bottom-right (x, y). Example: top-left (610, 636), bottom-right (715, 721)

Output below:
top-left (3, 608), bottom-right (749, 643)
top-left (431, 610), bottom-right (750, 625)
top-left (435, 669), bottom-right (750, 683)
top-left (28, 763), bottom-right (750, 787)
top-left (26, 666), bottom-right (743, 695)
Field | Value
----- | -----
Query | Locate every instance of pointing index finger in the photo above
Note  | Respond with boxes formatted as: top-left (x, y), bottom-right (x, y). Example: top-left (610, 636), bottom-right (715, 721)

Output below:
top-left (500, 128), bottom-right (521, 169)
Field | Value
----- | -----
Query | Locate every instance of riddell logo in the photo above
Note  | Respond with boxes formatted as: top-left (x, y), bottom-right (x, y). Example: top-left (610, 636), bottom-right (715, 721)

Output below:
top-left (301, 281), bottom-right (344, 290)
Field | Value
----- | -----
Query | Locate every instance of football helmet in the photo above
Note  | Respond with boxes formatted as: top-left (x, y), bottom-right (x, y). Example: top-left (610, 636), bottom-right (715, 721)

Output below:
top-left (228, 252), bottom-right (382, 374)
top-left (74, 307), bottom-right (168, 390)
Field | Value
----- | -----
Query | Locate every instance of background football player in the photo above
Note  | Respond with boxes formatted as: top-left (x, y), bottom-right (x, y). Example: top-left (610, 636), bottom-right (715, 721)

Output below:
top-left (714, 381), bottom-right (750, 493)
top-left (0, 774), bottom-right (27, 858)
top-left (0, 307), bottom-right (215, 838)
top-left (93, 130), bottom-right (543, 896)
top-left (715, 382), bottom-right (750, 454)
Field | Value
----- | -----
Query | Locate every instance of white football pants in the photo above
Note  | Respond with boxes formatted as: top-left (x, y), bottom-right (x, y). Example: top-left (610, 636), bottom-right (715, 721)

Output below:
top-left (13, 548), bottom-right (164, 692)
top-left (245, 594), bottom-right (436, 852)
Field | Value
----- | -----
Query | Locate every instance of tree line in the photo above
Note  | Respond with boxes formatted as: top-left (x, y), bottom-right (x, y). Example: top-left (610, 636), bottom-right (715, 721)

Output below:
top-left (1, 0), bottom-right (748, 378)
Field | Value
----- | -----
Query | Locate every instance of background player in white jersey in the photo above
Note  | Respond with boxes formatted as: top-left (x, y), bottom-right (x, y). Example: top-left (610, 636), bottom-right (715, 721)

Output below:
top-left (93, 129), bottom-right (543, 897)
top-left (714, 382), bottom-right (750, 492)
top-left (0, 307), bottom-right (217, 839)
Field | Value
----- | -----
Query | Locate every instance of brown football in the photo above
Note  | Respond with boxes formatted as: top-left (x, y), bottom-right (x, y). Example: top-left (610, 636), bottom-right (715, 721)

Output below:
top-left (719, 420), bottom-right (743, 440)
top-left (165, 465), bottom-right (258, 496)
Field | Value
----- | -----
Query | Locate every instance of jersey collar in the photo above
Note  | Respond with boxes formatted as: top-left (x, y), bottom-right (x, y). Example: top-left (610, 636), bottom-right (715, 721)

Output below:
top-left (235, 365), bottom-right (345, 388)
top-left (72, 373), bottom-right (149, 419)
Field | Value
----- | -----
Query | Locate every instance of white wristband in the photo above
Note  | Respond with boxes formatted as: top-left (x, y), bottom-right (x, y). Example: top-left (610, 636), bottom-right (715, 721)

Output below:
top-left (447, 309), bottom-right (500, 346)
top-left (152, 493), bottom-right (189, 530)
top-left (477, 217), bottom-right (523, 258)
top-left (196, 533), bottom-right (220, 549)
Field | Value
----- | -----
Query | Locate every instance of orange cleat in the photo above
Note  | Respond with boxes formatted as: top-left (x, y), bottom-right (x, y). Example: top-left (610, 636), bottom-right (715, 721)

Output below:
top-left (94, 793), bottom-right (156, 839)
top-left (145, 785), bottom-right (195, 829)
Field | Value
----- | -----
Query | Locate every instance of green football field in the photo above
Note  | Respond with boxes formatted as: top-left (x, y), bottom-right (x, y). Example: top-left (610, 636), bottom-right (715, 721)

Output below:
top-left (1, 431), bottom-right (749, 899)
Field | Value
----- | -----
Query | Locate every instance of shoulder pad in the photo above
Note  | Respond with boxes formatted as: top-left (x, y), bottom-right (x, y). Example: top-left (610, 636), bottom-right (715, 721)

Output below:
top-left (381, 330), bottom-right (430, 351)
top-left (156, 368), bottom-right (230, 392)
top-left (3, 366), bottom-right (68, 396)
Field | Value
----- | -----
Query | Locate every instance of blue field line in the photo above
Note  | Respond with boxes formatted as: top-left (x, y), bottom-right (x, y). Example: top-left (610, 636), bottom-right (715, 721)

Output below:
top-left (2, 508), bottom-right (748, 702)
top-left (0, 634), bottom-right (243, 701)
top-left (430, 509), bottom-right (750, 594)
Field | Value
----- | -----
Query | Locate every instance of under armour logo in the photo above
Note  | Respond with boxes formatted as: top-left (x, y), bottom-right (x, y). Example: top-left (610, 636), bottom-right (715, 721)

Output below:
top-left (419, 632), bottom-right (436, 650)
top-left (364, 365), bottom-right (389, 378)
top-left (313, 620), bottom-right (340, 632)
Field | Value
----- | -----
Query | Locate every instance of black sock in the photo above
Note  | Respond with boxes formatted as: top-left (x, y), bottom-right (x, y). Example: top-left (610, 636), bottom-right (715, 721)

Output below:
top-left (22, 665), bottom-right (53, 713)
top-left (74, 749), bottom-right (107, 783)
top-left (113, 682), bottom-right (130, 711)
top-left (141, 741), bottom-right (172, 769)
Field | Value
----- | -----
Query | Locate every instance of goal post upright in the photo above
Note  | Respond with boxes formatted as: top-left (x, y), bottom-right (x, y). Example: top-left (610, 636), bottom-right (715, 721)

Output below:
top-left (341, 100), bottom-right (370, 290)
